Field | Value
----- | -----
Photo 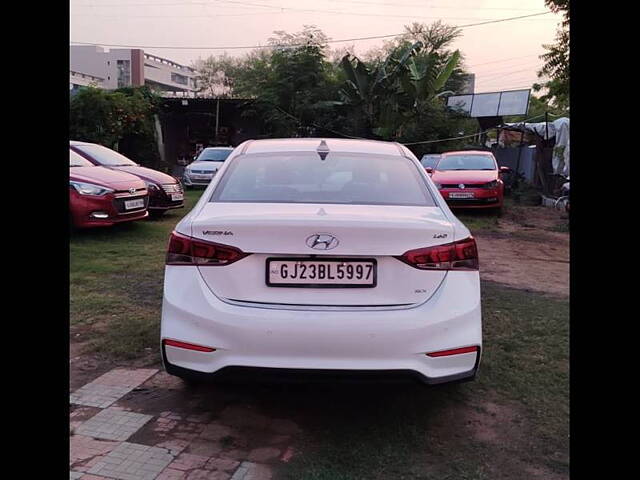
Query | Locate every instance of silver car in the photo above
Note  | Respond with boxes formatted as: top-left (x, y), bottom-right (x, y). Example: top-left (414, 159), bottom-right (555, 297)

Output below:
top-left (183, 147), bottom-right (234, 188)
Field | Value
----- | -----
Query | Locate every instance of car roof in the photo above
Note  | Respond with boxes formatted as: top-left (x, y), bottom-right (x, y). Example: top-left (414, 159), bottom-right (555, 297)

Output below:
top-left (241, 138), bottom-right (407, 157)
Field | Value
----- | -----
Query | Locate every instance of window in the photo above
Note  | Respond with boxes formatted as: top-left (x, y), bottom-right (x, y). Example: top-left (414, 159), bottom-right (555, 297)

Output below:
top-left (436, 154), bottom-right (496, 171)
top-left (420, 154), bottom-right (441, 169)
top-left (73, 144), bottom-right (137, 167)
top-left (171, 73), bottom-right (188, 85)
top-left (117, 60), bottom-right (131, 87)
top-left (69, 149), bottom-right (94, 167)
top-left (196, 149), bottom-right (233, 162)
top-left (210, 153), bottom-right (435, 206)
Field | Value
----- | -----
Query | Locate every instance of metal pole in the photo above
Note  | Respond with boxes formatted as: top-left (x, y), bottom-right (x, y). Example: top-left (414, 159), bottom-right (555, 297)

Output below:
top-left (545, 111), bottom-right (549, 141)
top-left (215, 99), bottom-right (220, 144)
top-left (514, 130), bottom-right (525, 189)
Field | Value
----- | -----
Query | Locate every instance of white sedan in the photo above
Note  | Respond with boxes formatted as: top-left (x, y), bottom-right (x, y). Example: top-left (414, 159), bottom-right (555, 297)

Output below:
top-left (161, 138), bottom-right (482, 385)
top-left (183, 147), bottom-right (234, 188)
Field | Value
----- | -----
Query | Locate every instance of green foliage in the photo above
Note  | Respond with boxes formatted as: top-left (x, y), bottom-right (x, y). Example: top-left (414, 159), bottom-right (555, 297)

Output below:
top-left (535, 0), bottom-right (569, 110)
top-left (69, 86), bottom-right (161, 168)
top-left (189, 23), bottom-right (475, 146)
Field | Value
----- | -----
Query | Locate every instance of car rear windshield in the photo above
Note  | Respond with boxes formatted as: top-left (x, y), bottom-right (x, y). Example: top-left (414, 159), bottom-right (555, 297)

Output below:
top-left (70, 149), bottom-right (94, 167)
top-left (436, 154), bottom-right (496, 171)
top-left (210, 153), bottom-right (435, 206)
top-left (73, 144), bottom-right (137, 166)
top-left (197, 149), bottom-right (232, 162)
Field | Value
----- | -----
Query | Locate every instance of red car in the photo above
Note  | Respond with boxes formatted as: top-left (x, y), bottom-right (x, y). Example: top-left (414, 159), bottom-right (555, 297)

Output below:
top-left (70, 141), bottom-right (184, 217)
top-left (427, 150), bottom-right (510, 211)
top-left (70, 148), bottom-right (149, 228)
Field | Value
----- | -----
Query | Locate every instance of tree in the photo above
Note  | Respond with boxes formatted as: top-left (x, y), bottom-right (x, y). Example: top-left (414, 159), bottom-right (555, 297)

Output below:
top-left (339, 42), bottom-right (424, 138)
top-left (338, 29), bottom-right (462, 140)
top-left (381, 21), bottom-right (470, 94)
top-left (535, 0), bottom-right (569, 109)
top-left (69, 86), bottom-right (162, 168)
top-left (192, 54), bottom-right (241, 98)
top-left (234, 26), bottom-right (344, 137)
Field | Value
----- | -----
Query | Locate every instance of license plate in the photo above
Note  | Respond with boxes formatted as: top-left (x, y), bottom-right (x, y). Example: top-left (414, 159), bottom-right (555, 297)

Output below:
top-left (171, 193), bottom-right (184, 201)
top-left (124, 198), bottom-right (145, 210)
top-left (192, 175), bottom-right (210, 180)
top-left (449, 192), bottom-right (475, 199)
top-left (267, 258), bottom-right (377, 288)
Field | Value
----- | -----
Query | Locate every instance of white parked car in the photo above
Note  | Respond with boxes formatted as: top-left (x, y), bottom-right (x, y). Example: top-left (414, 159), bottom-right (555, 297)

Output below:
top-left (183, 147), bottom-right (234, 188)
top-left (161, 138), bottom-right (482, 385)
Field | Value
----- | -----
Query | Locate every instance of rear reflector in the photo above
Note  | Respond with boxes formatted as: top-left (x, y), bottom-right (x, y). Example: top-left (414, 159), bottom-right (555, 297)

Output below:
top-left (163, 339), bottom-right (216, 352)
top-left (426, 346), bottom-right (479, 357)
top-left (395, 237), bottom-right (479, 270)
top-left (166, 231), bottom-right (249, 266)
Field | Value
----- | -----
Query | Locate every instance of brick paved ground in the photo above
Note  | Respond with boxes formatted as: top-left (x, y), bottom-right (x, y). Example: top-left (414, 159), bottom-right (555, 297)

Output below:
top-left (70, 368), bottom-right (296, 480)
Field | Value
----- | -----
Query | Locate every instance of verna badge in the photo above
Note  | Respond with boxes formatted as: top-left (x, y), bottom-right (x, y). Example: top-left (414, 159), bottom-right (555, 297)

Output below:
top-left (306, 234), bottom-right (339, 250)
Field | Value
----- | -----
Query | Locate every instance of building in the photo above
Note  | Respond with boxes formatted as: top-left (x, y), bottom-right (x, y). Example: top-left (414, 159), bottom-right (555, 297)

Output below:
top-left (69, 45), bottom-right (198, 94)
top-left (70, 70), bottom-right (105, 95)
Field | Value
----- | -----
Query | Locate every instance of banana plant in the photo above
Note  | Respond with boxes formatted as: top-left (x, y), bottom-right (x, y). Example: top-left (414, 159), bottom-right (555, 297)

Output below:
top-left (400, 49), bottom-right (461, 105)
top-left (338, 41), bottom-right (423, 138)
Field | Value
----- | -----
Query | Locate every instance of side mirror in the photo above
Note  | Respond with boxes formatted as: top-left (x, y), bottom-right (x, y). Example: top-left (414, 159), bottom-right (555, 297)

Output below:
top-left (499, 166), bottom-right (511, 173)
top-left (425, 167), bottom-right (433, 174)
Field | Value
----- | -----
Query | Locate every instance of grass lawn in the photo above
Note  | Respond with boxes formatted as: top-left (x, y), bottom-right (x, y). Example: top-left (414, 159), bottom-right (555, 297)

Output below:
top-left (70, 191), bottom-right (568, 478)
top-left (70, 188), bottom-right (204, 359)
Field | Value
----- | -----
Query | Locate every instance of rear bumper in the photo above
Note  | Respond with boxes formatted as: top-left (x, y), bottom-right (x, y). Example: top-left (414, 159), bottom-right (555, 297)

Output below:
top-left (162, 355), bottom-right (479, 385)
top-left (160, 267), bottom-right (483, 384)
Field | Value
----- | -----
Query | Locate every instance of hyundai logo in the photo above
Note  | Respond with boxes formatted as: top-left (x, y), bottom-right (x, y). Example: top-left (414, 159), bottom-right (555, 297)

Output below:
top-left (458, 184), bottom-right (466, 189)
top-left (129, 188), bottom-right (136, 194)
top-left (306, 234), bottom-right (339, 250)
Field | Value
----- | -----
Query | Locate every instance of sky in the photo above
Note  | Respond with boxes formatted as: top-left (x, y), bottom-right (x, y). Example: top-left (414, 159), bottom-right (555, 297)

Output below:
top-left (69, 0), bottom-right (563, 93)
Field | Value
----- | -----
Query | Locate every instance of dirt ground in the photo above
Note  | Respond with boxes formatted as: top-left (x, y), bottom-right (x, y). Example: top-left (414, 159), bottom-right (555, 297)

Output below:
top-left (473, 204), bottom-right (569, 298)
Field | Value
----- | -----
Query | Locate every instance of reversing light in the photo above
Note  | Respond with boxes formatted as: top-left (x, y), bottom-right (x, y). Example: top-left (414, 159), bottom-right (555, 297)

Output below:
top-left (163, 339), bottom-right (216, 352)
top-left (426, 346), bottom-right (479, 357)
top-left (396, 237), bottom-right (479, 270)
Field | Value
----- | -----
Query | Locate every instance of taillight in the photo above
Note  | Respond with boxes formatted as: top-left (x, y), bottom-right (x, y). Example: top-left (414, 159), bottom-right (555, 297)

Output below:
top-left (395, 237), bottom-right (479, 270)
top-left (166, 231), bottom-right (249, 266)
